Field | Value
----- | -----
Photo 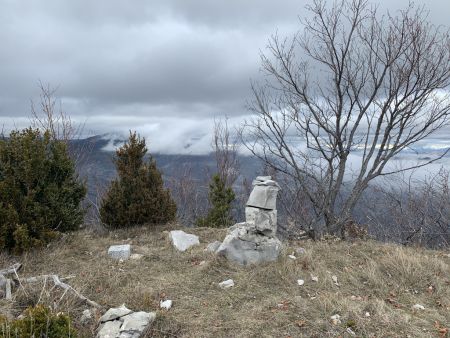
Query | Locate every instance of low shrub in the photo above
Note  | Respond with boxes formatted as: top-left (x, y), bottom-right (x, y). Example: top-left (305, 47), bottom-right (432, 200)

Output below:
top-left (0, 304), bottom-right (77, 337)
top-left (196, 174), bottom-right (235, 228)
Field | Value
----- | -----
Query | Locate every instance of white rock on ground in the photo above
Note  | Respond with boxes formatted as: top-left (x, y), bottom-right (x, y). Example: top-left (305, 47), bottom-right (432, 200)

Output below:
top-left (169, 230), bottom-right (200, 252)
top-left (160, 300), bottom-right (173, 310)
top-left (412, 304), bottom-right (425, 310)
top-left (288, 255), bottom-right (297, 260)
top-left (297, 279), bottom-right (305, 286)
top-left (330, 314), bottom-right (341, 325)
top-left (218, 279), bottom-right (235, 289)
top-left (97, 305), bottom-right (156, 338)
top-left (99, 304), bottom-right (133, 322)
top-left (108, 245), bottom-right (131, 260)
top-left (205, 241), bottom-right (222, 253)
top-left (311, 275), bottom-right (319, 282)
top-left (332, 275), bottom-right (339, 286)
top-left (346, 327), bottom-right (356, 336)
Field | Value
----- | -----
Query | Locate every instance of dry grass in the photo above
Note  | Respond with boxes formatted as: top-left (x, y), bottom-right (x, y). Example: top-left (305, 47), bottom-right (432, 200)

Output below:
top-left (0, 224), bottom-right (449, 337)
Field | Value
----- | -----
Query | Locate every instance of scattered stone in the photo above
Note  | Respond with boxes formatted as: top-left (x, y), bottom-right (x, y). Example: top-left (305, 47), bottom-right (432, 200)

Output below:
top-left (80, 309), bottom-right (93, 325)
top-left (412, 304), bottom-right (425, 310)
top-left (97, 305), bottom-right (155, 338)
top-left (346, 327), bottom-right (356, 336)
top-left (97, 320), bottom-right (122, 338)
top-left (160, 299), bottom-right (173, 310)
top-left (108, 244), bottom-right (131, 260)
top-left (130, 253), bottom-right (143, 260)
top-left (100, 304), bottom-right (133, 322)
top-left (330, 314), bottom-right (341, 325)
top-left (169, 230), bottom-right (200, 252)
top-left (297, 279), bottom-right (305, 286)
top-left (120, 311), bottom-right (154, 335)
top-left (218, 279), bottom-right (235, 289)
top-left (288, 255), bottom-right (297, 260)
top-left (206, 241), bottom-right (221, 253)
top-left (311, 275), bottom-right (319, 282)
top-left (332, 275), bottom-right (339, 286)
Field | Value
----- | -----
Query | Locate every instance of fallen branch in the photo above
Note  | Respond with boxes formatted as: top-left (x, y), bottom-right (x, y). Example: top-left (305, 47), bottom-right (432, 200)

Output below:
top-left (50, 275), bottom-right (102, 309)
top-left (22, 275), bottom-right (75, 284)
top-left (0, 263), bottom-right (102, 309)
top-left (0, 263), bottom-right (22, 277)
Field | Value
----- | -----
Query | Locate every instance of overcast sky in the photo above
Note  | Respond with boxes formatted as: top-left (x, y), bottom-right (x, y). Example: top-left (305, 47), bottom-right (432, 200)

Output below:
top-left (1, 0), bottom-right (449, 154)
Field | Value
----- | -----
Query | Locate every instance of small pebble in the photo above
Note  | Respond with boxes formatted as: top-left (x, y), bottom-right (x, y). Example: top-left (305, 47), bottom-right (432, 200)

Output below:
top-left (330, 314), bottom-right (341, 325)
top-left (412, 304), bottom-right (425, 310)
top-left (219, 279), bottom-right (235, 289)
top-left (160, 299), bottom-right (173, 310)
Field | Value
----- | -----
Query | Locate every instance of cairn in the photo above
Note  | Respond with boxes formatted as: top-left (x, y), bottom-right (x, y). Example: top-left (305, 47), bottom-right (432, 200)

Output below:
top-left (216, 176), bottom-right (282, 265)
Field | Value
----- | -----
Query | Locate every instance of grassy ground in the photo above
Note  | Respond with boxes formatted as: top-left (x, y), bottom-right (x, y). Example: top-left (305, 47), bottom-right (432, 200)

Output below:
top-left (0, 223), bottom-right (449, 337)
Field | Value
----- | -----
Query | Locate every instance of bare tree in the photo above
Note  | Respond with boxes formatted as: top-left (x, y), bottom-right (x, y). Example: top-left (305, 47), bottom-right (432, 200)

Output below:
top-left (241, 0), bottom-right (450, 236)
top-left (30, 81), bottom-right (90, 167)
top-left (212, 117), bottom-right (240, 188)
top-left (363, 168), bottom-right (450, 248)
top-left (168, 163), bottom-right (208, 226)
top-left (31, 81), bottom-right (76, 142)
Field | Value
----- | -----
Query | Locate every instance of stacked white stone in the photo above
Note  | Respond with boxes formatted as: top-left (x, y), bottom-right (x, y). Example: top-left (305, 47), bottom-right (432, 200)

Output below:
top-left (216, 176), bottom-right (283, 266)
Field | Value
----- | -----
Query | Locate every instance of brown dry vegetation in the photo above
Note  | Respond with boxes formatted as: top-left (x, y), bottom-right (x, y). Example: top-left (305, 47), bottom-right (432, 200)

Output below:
top-left (0, 224), bottom-right (449, 337)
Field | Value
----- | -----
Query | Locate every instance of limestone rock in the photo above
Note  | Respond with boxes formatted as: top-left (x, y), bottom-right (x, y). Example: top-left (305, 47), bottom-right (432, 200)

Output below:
top-left (218, 279), bottom-right (235, 289)
top-left (245, 207), bottom-right (277, 235)
top-left (97, 320), bottom-right (122, 338)
top-left (254, 175), bottom-right (272, 182)
top-left (246, 185), bottom-right (279, 210)
top-left (169, 230), bottom-right (200, 252)
top-left (100, 304), bottom-right (133, 322)
top-left (120, 311), bottom-right (154, 336)
top-left (330, 314), bottom-right (341, 325)
top-left (97, 305), bottom-right (155, 338)
top-left (216, 222), bottom-right (282, 265)
top-left (160, 300), bottom-right (173, 310)
top-left (206, 241), bottom-right (221, 253)
top-left (412, 304), bottom-right (425, 310)
top-left (108, 245), bottom-right (131, 260)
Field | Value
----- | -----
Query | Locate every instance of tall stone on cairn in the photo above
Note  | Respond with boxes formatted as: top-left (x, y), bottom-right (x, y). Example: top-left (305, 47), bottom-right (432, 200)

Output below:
top-left (216, 176), bottom-right (282, 265)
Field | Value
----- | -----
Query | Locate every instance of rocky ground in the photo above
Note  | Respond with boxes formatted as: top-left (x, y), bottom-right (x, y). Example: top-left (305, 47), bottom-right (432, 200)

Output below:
top-left (0, 224), bottom-right (449, 337)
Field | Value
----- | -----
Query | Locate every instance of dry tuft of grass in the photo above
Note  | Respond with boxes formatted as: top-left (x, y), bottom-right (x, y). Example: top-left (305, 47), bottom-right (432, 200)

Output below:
top-left (0, 223), bottom-right (449, 337)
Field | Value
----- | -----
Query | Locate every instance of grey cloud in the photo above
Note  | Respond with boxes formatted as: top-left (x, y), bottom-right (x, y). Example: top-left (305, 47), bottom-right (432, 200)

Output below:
top-left (0, 0), bottom-right (449, 153)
